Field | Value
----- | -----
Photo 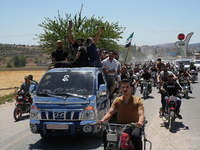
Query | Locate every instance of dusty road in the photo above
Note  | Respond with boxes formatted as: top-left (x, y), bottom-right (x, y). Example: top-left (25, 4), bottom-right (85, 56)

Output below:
top-left (0, 76), bottom-right (200, 150)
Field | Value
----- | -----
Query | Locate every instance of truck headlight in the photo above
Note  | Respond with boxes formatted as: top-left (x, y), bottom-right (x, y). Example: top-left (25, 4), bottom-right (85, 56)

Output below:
top-left (30, 105), bottom-right (39, 120)
top-left (82, 106), bottom-right (96, 120)
top-left (30, 110), bottom-right (39, 120)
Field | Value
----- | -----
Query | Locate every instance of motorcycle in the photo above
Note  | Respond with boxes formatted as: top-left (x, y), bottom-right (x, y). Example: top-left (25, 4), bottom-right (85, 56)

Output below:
top-left (180, 78), bottom-right (192, 99)
top-left (13, 92), bottom-right (32, 121)
top-left (140, 79), bottom-right (152, 99)
top-left (189, 69), bottom-right (198, 83)
top-left (159, 95), bottom-right (179, 131)
top-left (104, 122), bottom-right (152, 150)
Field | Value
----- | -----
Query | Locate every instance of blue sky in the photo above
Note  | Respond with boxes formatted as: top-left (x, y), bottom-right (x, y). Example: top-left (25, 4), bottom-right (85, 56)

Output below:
top-left (0, 0), bottom-right (199, 46)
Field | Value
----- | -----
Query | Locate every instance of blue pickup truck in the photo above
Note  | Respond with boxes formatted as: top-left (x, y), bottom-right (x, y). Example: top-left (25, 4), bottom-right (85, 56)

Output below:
top-left (29, 67), bottom-right (110, 138)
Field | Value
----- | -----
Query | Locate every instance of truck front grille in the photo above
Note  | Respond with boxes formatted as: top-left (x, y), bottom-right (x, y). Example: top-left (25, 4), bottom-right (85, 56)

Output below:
top-left (40, 110), bottom-right (82, 121)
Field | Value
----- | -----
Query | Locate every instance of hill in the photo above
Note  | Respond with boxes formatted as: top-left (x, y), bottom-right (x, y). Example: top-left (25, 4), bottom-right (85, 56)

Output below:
top-left (0, 44), bottom-right (51, 70)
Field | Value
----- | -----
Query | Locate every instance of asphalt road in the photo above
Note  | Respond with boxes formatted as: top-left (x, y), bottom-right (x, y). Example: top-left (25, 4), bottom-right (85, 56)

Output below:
top-left (0, 75), bottom-right (200, 150)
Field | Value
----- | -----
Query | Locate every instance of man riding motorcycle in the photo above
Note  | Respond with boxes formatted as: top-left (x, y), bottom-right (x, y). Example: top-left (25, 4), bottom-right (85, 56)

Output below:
top-left (189, 62), bottom-right (197, 71)
top-left (179, 68), bottom-right (193, 93)
top-left (18, 76), bottom-right (33, 104)
top-left (160, 74), bottom-right (184, 119)
top-left (157, 65), bottom-right (178, 111)
top-left (98, 78), bottom-right (145, 150)
top-left (140, 68), bottom-right (152, 94)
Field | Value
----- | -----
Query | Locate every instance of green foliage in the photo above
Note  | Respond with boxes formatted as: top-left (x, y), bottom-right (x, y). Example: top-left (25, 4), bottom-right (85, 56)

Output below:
top-left (6, 61), bottom-right (13, 68)
top-left (37, 5), bottom-right (125, 54)
top-left (12, 55), bottom-right (27, 67)
top-left (0, 92), bottom-right (16, 104)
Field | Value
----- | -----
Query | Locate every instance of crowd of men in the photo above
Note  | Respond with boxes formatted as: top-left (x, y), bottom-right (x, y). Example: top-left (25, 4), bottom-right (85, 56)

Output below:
top-left (46, 23), bottom-right (198, 150)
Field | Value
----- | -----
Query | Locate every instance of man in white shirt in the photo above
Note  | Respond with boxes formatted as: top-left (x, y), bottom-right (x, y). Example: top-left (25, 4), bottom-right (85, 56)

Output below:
top-left (101, 50), bottom-right (119, 94)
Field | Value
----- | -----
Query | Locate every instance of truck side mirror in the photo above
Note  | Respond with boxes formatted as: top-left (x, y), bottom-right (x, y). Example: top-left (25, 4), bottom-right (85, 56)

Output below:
top-left (99, 84), bottom-right (107, 96)
top-left (29, 84), bottom-right (36, 93)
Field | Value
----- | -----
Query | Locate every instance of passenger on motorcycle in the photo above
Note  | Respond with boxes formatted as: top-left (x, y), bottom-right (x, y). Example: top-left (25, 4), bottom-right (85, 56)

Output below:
top-left (140, 68), bottom-right (152, 94)
top-left (28, 75), bottom-right (38, 85)
top-left (98, 78), bottom-right (145, 150)
top-left (161, 74), bottom-right (184, 119)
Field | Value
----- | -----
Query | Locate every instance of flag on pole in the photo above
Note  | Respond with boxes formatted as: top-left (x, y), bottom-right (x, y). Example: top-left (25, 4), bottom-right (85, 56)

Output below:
top-left (125, 32), bottom-right (134, 47)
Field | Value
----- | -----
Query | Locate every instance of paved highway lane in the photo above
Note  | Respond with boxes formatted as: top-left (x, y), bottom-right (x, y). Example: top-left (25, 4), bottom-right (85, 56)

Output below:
top-left (1, 75), bottom-right (200, 150)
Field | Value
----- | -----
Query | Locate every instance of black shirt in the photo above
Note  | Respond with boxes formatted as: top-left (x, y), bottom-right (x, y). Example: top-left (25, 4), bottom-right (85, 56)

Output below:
top-left (141, 72), bottom-right (151, 80)
top-left (163, 81), bottom-right (182, 96)
top-left (72, 43), bottom-right (89, 66)
top-left (51, 49), bottom-right (68, 61)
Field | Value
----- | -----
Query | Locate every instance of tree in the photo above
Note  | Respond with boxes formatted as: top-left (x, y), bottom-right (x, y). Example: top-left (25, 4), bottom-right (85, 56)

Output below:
top-left (12, 55), bottom-right (27, 67)
top-left (37, 5), bottom-right (125, 54)
top-left (6, 61), bottom-right (12, 68)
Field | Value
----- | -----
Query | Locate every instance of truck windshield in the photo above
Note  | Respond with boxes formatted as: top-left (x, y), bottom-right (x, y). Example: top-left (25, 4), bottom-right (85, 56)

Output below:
top-left (36, 72), bottom-right (93, 96)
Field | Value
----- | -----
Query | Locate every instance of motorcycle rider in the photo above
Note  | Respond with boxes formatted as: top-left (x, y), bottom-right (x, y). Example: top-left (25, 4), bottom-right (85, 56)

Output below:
top-left (161, 74), bottom-right (184, 119)
top-left (157, 65), bottom-right (178, 110)
top-left (156, 58), bottom-right (165, 72)
top-left (98, 78), bottom-right (145, 150)
top-left (189, 62), bottom-right (197, 71)
top-left (149, 63), bottom-right (159, 87)
top-left (18, 76), bottom-right (31, 93)
top-left (177, 64), bottom-right (185, 78)
top-left (188, 62), bottom-right (198, 77)
top-left (18, 76), bottom-right (33, 103)
top-left (140, 67), bottom-right (152, 94)
top-left (179, 68), bottom-right (193, 93)
top-left (128, 69), bottom-right (139, 95)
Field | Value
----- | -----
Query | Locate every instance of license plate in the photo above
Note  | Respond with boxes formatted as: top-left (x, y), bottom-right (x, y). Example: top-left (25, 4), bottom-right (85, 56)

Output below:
top-left (18, 96), bottom-right (23, 99)
top-left (107, 133), bottom-right (118, 142)
top-left (46, 124), bottom-right (69, 130)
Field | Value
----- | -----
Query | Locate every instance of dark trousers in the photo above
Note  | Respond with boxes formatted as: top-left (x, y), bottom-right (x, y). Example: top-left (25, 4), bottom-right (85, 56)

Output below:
top-left (103, 127), bottom-right (142, 150)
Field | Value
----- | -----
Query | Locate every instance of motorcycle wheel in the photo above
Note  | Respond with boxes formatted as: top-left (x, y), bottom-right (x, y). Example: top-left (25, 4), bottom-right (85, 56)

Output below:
top-left (143, 90), bottom-right (147, 99)
top-left (192, 79), bottom-right (195, 83)
top-left (168, 111), bottom-right (175, 131)
top-left (184, 91), bottom-right (189, 99)
top-left (13, 105), bottom-right (22, 121)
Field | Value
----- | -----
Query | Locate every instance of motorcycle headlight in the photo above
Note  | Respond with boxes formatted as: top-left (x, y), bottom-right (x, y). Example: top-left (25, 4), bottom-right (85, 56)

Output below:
top-left (81, 106), bottom-right (96, 120)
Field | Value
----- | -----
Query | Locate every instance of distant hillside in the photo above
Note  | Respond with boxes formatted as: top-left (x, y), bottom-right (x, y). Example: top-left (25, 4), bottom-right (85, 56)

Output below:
top-left (0, 44), bottom-right (51, 68)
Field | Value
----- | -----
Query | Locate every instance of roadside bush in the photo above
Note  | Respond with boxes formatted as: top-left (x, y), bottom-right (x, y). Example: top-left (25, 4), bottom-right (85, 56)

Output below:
top-left (6, 61), bottom-right (13, 68)
top-left (0, 92), bottom-right (16, 104)
top-left (12, 55), bottom-right (27, 67)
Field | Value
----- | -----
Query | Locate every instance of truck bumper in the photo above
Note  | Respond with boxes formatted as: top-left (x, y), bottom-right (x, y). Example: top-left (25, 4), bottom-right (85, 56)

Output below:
top-left (30, 120), bottom-right (100, 136)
